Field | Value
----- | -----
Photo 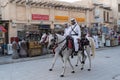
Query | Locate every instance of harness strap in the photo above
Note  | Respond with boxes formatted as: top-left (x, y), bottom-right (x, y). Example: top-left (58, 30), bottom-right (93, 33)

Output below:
top-left (43, 35), bottom-right (48, 43)
top-left (70, 24), bottom-right (78, 35)
top-left (52, 45), bottom-right (58, 54)
top-left (56, 38), bottom-right (66, 45)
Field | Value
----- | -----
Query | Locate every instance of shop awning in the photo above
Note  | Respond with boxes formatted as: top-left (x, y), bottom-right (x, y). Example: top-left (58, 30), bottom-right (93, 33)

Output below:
top-left (0, 26), bottom-right (7, 32)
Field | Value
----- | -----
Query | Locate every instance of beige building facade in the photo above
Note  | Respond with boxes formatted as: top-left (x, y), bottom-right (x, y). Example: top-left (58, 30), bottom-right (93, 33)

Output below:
top-left (0, 0), bottom-right (118, 43)
top-left (0, 0), bottom-right (91, 43)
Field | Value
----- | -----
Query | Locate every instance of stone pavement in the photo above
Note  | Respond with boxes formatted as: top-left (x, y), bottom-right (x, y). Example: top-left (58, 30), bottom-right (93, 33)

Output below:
top-left (0, 46), bottom-right (119, 65)
top-left (0, 46), bottom-right (120, 80)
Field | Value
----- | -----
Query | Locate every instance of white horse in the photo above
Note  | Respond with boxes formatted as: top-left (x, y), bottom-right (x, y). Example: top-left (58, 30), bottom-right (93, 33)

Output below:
top-left (75, 36), bottom-right (96, 71)
top-left (40, 33), bottom-right (96, 77)
top-left (40, 33), bottom-right (76, 77)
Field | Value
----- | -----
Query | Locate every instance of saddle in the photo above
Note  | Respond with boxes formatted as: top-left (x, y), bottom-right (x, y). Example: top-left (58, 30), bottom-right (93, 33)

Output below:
top-left (66, 36), bottom-right (75, 58)
top-left (66, 36), bottom-right (74, 50)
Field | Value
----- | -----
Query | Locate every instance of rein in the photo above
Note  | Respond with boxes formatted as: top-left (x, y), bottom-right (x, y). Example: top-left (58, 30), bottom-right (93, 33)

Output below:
top-left (43, 35), bottom-right (48, 43)
top-left (52, 36), bottom-right (66, 54)
top-left (56, 38), bottom-right (66, 46)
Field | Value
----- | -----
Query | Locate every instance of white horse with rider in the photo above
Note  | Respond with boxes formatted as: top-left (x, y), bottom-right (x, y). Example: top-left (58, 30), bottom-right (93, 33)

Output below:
top-left (40, 32), bottom-right (95, 77)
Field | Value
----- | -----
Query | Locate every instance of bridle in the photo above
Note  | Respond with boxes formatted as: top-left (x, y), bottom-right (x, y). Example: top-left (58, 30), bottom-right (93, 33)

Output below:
top-left (51, 34), bottom-right (66, 47)
top-left (50, 34), bottom-right (66, 54)
top-left (41, 34), bottom-right (48, 44)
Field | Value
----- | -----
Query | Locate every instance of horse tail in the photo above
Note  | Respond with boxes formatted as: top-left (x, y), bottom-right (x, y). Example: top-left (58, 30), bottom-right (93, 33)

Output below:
top-left (89, 37), bottom-right (96, 58)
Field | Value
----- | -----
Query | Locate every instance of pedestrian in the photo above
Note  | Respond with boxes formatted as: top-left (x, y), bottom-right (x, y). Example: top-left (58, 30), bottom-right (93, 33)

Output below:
top-left (19, 39), bottom-right (27, 58)
top-left (12, 40), bottom-right (19, 59)
top-left (93, 34), bottom-right (99, 48)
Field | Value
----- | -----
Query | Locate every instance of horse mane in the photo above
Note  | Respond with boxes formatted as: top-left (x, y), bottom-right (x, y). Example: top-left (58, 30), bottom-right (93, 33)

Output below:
top-left (55, 34), bottom-right (65, 42)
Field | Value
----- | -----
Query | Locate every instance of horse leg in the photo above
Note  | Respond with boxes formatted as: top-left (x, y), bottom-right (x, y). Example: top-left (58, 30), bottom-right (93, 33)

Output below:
top-left (75, 51), bottom-right (82, 67)
top-left (68, 58), bottom-right (75, 73)
top-left (86, 46), bottom-right (91, 71)
top-left (60, 55), bottom-right (64, 68)
top-left (75, 57), bottom-right (79, 67)
top-left (81, 50), bottom-right (87, 70)
top-left (49, 52), bottom-right (59, 71)
top-left (60, 56), bottom-right (67, 77)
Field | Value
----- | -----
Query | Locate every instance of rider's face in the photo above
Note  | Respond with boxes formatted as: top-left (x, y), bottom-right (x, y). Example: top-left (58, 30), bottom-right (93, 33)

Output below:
top-left (64, 25), bottom-right (67, 28)
top-left (71, 21), bottom-right (75, 25)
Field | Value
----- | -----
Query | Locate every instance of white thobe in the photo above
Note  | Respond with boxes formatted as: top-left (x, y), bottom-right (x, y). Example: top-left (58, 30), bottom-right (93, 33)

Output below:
top-left (93, 35), bottom-right (99, 48)
top-left (64, 27), bottom-right (70, 37)
top-left (69, 24), bottom-right (81, 52)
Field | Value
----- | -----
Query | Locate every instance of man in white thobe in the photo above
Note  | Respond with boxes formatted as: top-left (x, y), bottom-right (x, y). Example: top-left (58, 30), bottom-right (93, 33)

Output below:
top-left (63, 23), bottom-right (70, 37)
top-left (69, 18), bottom-right (81, 54)
top-left (93, 35), bottom-right (99, 48)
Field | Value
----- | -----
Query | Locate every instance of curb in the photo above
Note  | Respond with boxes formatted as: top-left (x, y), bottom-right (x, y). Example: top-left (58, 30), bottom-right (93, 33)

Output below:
top-left (0, 54), bottom-right (54, 65)
top-left (0, 46), bottom-right (119, 65)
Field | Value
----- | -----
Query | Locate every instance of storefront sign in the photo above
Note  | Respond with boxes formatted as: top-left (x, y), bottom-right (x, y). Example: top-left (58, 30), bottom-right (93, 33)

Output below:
top-left (76, 18), bottom-right (85, 22)
top-left (55, 16), bottom-right (69, 21)
top-left (32, 14), bottom-right (49, 20)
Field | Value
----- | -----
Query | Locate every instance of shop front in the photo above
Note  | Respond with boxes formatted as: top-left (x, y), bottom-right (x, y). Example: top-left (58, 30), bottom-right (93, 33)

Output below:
top-left (0, 20), bottom-right (9, 55)
top-left (11, 14), bottom-right (51, 57)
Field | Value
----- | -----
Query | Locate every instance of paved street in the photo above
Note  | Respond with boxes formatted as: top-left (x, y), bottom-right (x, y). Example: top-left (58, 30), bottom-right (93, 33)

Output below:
top-left (0, 46), bottom-right (120, 80)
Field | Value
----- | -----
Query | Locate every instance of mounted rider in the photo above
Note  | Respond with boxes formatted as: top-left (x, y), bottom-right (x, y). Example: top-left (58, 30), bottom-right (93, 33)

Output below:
top-left (63, 23), bottom-right (70, 37)
top-left (69, 18), bottom-right (81, 54)
top-left (64, 18), bottom-right (81, 55)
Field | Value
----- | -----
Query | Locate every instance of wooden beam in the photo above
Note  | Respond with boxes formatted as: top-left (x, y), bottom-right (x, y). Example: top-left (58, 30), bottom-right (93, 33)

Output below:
top-left (16, 0), bottom-right (22, 3)
top-left (26, 0), bottom-right (32, 5)
top-left (21, 0), bottom-right (26, 4)
top-left (9, 0), bottom-right (15, 3)
top-left (31, 2), bottom-right (36, 5)
top-left (39, 2), bottom-right (47, 6)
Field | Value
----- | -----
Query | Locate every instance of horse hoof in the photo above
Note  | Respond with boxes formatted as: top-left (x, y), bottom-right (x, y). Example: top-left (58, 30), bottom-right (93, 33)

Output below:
top-left (60, 75), bottom-right (64, 77)
top-left (75, 65), bottom-right (78, 67)
top-left (88, 69), bottom-right (91, 71)
top-left (91, 54), bottom-right (93, 56)
top-left (71, 71), bottom-right (75, 73)
top-left (49, 69), bottom-right (53, 71)
top-left (81, 68), bottom-right (84, 70)
top-left (81, 61), bottom-right (85, 64)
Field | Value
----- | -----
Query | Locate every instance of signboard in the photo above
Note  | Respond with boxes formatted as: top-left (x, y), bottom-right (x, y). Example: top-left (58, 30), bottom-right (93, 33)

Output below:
top-left (76, 18), bottom-right (85, 22)
top-left (55, 16), bottom-right (69, 21)
top-left (32, 14), bottom-right (49, 20)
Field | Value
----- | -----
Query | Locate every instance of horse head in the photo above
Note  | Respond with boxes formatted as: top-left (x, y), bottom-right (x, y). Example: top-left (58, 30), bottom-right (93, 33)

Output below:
top-left (47, 34), bottom-right (58, 50)
top-left (40, 33), bottom-right (49, 44)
